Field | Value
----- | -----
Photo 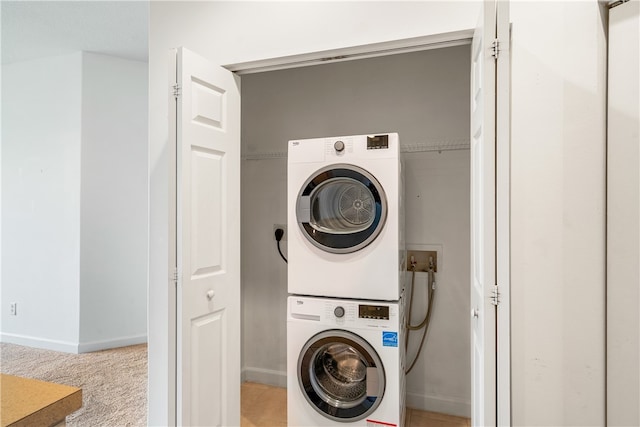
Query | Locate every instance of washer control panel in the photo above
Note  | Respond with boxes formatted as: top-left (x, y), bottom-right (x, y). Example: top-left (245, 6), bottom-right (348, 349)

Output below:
top-left (366, 135), bottom-right (389, 150)
top-left (289, 296), bottom-right (401, 329)
top-left (358, 304), bottom-right (390, 320)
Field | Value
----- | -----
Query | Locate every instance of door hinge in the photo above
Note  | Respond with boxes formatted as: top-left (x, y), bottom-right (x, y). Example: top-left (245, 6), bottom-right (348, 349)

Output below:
top-left (490, 284), bottom-right (500, 306)
top-left (491, 39), bottom-right (500, 60)
top-left (608, 0), bottom-right (629, 9)
top-left (172, 83), bottom-right (181, 99)
top-left (172, 268), bottom-right (179, 285)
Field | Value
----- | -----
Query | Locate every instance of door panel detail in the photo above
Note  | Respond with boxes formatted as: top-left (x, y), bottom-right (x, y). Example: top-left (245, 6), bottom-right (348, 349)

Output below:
top-left (191, 77), bottom-right (225, 129)
top-left (190, 310), bottom-right (225, 426)
top-left (190, 147), bottom-right (225, 278)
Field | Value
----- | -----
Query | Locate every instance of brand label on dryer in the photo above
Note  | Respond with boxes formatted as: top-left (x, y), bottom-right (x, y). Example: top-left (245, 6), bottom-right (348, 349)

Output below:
top-left (382, 331), bottom-right (398, 347)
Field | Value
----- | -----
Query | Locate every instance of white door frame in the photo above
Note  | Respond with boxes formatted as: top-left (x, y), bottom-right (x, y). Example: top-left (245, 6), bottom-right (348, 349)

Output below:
top-left (166, 23), bottom-right (511, 426)
top-left (228, 25), bottom-right (511, 423)
top-left (224, 30), bottom-right (473, 75)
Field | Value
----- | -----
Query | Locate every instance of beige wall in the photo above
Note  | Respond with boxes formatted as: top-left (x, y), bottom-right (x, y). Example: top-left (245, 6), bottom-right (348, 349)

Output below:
top-left (607, 1), bottom-right (640, 425)
top-left (510, 1), bottom-right (607, 425)
top-left (2, 53), bottom-right (83, 350)
top-left (1, 53), bottom-right (148, 353)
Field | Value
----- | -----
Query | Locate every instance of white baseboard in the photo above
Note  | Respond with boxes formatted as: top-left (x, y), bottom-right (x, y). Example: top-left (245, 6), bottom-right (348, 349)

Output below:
top-left (406, 390), bottom-right (471, 418)
top-left (242, 367), bottom-right (287, 388)
top-left (0, 333), bottom-right (79, 353)
top-left (77, 335), bottom-right (147, 353)
top-left (1, 332), bottom-right (147, 354)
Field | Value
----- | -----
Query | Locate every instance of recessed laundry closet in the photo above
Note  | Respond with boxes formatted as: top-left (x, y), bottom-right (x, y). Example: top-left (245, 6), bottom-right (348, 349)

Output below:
top-left (240, 44), bottom-right (472, 419)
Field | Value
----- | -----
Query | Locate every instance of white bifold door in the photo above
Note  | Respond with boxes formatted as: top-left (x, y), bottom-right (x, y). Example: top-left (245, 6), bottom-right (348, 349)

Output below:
top-left (607, 1), bottom-right (640, 425)
top-left (174, 47), bottom-right (241, 426)
top-left (471, 1), bottom-right (510, 426)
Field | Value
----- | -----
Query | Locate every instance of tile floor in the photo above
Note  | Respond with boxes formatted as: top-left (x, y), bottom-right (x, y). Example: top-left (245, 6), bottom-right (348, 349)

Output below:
top-left (241, 382), bottom-right (470, 427)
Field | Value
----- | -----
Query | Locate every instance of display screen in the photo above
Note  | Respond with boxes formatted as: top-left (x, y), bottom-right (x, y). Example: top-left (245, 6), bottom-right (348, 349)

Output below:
top-left (367, 135), bottom-right (389, 150)
top-left (358, 304), bottom-right (389, 320)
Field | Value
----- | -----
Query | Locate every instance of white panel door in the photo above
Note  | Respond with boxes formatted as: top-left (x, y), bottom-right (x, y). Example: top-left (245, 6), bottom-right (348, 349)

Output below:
top-left (494, 2), bottom-right (510, 425)
top-left (175, 47), bottom-right (241, 427)
top-left (470, 1), bottom-right (498, 426)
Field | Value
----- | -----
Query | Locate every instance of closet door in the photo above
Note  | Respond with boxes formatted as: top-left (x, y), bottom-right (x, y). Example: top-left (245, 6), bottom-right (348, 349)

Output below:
top-left (174, 47), bottom-right (241, 427)
top-left (470, 1), bottom-right (509, 425)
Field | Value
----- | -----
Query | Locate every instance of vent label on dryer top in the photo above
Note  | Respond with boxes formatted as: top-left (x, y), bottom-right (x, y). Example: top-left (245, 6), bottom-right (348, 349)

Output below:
top-left (367, 135), bottom-right (389, 150)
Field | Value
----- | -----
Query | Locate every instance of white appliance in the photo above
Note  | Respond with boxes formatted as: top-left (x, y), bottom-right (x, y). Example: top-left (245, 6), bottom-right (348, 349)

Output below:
top-left (287, 295), bottom-right (406, 427)
top-left (287, 133), bottom-right (405, 301)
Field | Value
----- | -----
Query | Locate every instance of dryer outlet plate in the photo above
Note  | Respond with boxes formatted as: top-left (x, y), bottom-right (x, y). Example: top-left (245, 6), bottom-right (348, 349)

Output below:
top-left (406, 250), bottom-right (438, 272)
top-left (273, 224), bottom-right (287, 241)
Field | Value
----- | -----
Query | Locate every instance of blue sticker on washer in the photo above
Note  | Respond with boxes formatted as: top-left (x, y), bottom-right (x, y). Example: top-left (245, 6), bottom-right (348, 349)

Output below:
top-left (382, 331), bottom-right (398, 347)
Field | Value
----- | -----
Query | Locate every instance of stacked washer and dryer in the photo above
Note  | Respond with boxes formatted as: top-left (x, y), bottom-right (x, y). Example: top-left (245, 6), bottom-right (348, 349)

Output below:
top-left (287, 133), bottom-right (406, 427)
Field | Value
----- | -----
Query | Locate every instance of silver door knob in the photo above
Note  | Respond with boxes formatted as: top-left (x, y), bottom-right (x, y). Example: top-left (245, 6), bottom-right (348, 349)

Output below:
top-left (471, 308), bottom-right (479, 318)
top-left (207, 290), bottom-right (215, 300)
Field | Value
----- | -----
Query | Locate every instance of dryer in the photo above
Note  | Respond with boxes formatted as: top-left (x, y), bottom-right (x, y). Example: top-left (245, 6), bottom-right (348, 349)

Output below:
top-left (287, 133), bottom-right (405, 301)
top-left (287, 295), bottom-right (406, 427)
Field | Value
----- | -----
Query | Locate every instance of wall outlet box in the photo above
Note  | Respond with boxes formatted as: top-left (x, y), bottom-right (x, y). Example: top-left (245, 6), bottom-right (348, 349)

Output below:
top-left (273, 224), bottom-right (287, 241)
top-left (406, 250), bottom-right (438, 272)
top-left (405, 244), bottom-right (443, 273)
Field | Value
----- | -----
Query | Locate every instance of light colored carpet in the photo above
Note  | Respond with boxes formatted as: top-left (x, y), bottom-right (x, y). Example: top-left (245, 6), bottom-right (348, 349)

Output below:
top-left (0, 342), bottom-right (147, 426)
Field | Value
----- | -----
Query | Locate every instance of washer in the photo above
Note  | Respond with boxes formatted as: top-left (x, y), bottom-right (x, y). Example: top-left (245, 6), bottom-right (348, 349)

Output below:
top-left (287, 295), bottom-right (406, 427)
top-left (287, 133), bottom-right (405, 301)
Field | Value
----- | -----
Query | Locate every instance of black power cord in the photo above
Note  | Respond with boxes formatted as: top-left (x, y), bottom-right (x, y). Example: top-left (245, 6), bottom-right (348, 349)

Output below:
top-left (275, 228), bottom-right (288, 263)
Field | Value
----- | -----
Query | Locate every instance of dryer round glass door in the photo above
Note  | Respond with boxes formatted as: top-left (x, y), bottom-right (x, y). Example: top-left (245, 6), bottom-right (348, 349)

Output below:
top-left (296, 164), bottom-right (387, 254)
top-left (297, 330), bottom-right (385, 422)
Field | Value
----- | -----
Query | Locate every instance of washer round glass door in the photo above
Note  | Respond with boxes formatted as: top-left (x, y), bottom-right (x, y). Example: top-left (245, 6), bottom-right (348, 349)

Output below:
top-left (297, 330), bottom-right (385, 422)
top-left (296, 164), bottom-right (387, 254)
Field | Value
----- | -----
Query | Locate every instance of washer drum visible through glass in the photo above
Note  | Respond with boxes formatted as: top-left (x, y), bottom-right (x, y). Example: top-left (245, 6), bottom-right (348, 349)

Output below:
top-left (297, 330), bottom-right (386, 422)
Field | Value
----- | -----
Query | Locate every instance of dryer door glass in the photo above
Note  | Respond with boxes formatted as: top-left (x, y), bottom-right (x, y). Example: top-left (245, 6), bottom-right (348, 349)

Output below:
top-left (298, 330), bottom-right (385, 422)
top-left (296, 165), bottom-right (387, 254)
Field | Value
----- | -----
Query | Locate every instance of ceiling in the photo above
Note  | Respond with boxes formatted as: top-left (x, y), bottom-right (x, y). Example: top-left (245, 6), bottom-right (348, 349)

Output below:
top-left (1, 1), bottom-right (149, 65)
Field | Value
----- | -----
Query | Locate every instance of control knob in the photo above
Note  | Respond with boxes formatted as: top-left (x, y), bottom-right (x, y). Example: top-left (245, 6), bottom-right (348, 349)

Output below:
top-left (334, 140), bottom-right (345, 153)
top-left (334, 306), bottom-right (345, 318)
